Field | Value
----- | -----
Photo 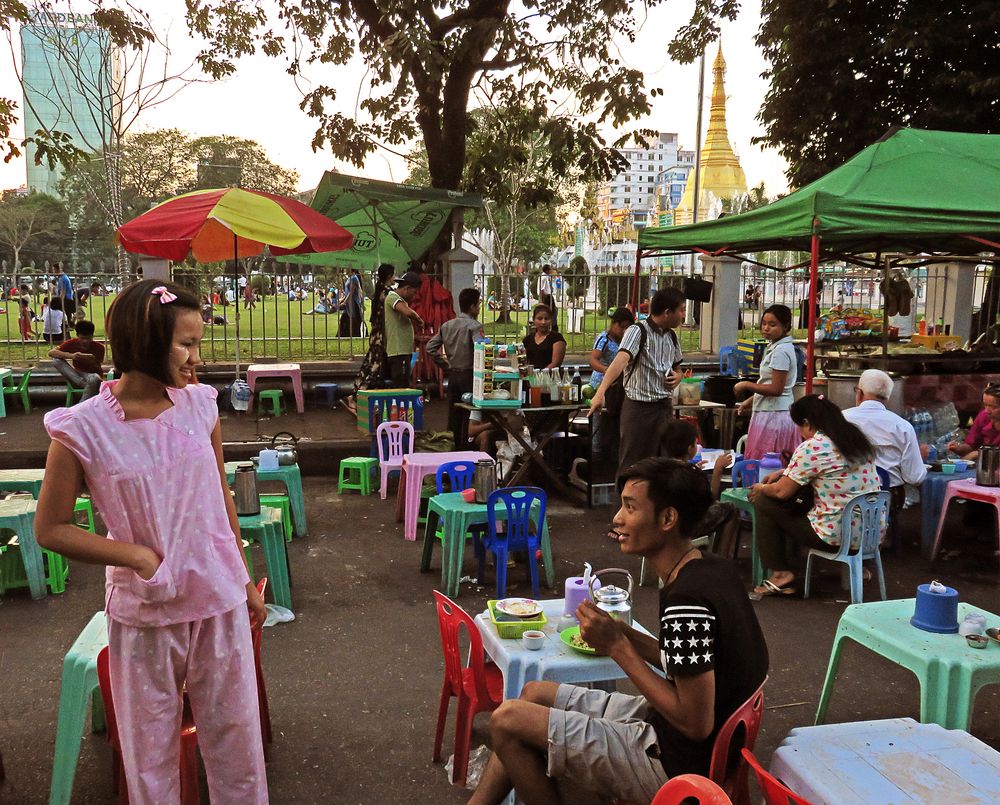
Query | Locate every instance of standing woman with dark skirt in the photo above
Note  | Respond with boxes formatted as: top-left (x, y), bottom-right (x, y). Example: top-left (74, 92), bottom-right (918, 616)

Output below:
top-left (346, 263), bottom-right (396, 413)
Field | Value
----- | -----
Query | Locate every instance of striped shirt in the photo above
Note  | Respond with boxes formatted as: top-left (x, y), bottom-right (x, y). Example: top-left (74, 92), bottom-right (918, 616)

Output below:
top-left (619, 320), bottom-right (683, 403)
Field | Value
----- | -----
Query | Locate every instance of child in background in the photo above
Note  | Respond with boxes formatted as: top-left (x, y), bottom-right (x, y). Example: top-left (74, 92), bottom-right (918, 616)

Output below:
top-left (19, 296), bottom-right (35, 340)
top-left (41, 296), bottom-right (64, 343)
top-left (659, 419), bottom-right (740, 554)
top-left (35, 280), bottom-right (268, 803)
top-left (48, 319), bottom-right (105, 401)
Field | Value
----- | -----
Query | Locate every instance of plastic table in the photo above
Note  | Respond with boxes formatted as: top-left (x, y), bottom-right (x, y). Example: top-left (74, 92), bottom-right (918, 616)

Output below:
top-left (475, 598), bottom-right (657, 700)
top-left (0, 368), bottom-right (11, 417)
top-left (815, 599), bottom-right (1000, 731)
top-left (395, 450), bottom-right (490, 541)
top-left (245, 363), bottom-right (304, 413)
top-left (421, 491), bottom-right (554, 598)
top-left (225, 461), bottom-right (307, 537)
top-left (770, 718), bottom-right (1000, 804)
top-left (919, 467), bottom-right (975, 558)
top-left (0, 497), bottom-right (45, 599)
top-left (0, 468), bottom-right (45, 498)
top-left (718, 487), bottom-right (766, 587)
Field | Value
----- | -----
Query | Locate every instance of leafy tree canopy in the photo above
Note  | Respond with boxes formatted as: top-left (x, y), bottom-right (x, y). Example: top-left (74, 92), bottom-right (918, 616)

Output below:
top-left (0, 189), bottom-right (69, 272)
top-left (756, 0), bottom-right (1000, 187)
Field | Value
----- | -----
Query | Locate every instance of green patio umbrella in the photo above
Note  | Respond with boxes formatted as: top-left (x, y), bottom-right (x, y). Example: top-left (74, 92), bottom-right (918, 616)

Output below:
top-left (282, 172), bottom-right (482, 268)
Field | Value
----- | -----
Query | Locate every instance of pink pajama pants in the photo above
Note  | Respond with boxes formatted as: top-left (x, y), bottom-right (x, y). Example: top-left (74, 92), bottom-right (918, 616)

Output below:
top-left (108, 606), bottom-right (268, 804)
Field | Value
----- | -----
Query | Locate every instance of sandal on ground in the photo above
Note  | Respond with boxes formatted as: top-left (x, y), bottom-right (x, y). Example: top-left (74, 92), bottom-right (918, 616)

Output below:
top-left (751, 579), bottom-right (797, 599)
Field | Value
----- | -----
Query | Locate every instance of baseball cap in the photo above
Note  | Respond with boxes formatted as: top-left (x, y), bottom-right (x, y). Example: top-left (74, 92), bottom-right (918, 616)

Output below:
top-left (396, 271), bottom-right (423, 288)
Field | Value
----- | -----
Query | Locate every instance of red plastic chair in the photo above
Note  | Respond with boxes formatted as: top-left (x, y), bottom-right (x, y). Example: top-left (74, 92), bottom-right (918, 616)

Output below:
top-left (652, 774), bottom-right (732, 804)
top-left (708, 680), bottom-right (766, 805)
top-left (741, 749), bottom-right (815, 805)
top-left (96, 646), bottom-right (200, 805)
top-left (432, 590), bottom-right (504, 787)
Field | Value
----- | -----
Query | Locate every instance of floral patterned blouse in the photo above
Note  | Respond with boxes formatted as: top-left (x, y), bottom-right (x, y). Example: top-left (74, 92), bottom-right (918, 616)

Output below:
top-left (783, 431), bottom-right (880, 544)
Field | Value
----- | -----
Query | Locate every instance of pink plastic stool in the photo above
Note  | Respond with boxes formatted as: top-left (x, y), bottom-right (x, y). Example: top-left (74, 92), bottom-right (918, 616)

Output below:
top-left (931, 477), bottom-right (1000, 560)
top-left (246, 363), bottom-right (304, 414)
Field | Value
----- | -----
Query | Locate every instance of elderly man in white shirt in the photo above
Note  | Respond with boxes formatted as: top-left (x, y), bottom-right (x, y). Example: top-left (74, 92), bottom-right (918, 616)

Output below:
top-left (843, 369), bottom-right (926, 544)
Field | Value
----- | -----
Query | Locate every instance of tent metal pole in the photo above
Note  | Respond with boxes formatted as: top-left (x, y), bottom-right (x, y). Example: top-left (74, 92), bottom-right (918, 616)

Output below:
top-left (234, 231), bottom-right (240, 379)
top-left (631, 249), bottom-right (643, 311)
top-left (806, 230), bottom-right (820, 393)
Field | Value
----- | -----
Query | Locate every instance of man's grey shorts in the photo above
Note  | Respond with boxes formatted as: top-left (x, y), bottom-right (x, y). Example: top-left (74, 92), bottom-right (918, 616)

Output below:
top-left (547, 684), bottom-right (668, 802)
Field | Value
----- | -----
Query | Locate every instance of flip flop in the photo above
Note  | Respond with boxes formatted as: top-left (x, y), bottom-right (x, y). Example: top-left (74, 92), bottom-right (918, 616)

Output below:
top-left (751, 579), bottom-right (797, 599)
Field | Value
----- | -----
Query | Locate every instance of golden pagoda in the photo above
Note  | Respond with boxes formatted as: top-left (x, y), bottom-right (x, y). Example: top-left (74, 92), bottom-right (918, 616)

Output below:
top-left (674, 42), bottom-right (748, 225)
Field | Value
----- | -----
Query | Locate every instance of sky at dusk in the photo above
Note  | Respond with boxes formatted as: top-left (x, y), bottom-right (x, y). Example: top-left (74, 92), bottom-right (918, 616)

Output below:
top-left (0, 0), bottom-right (790, 197)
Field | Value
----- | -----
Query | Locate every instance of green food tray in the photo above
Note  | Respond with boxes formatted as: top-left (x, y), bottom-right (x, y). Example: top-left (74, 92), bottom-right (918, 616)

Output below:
top-left (472, 399), bottom-right (523, 409)
top-left (487, 599), bottom-right (548, 639)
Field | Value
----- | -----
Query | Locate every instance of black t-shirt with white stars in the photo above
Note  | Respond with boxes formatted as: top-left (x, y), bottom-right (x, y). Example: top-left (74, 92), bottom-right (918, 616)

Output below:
top-left (647, 552), bottom-right (769, 777)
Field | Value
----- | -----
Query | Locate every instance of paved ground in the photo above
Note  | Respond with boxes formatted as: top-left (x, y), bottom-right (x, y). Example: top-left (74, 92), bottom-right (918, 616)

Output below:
top-left (1, 399), bottom-right (999, 803)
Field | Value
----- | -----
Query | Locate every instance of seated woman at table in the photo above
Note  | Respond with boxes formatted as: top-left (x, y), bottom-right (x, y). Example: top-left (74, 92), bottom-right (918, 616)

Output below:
top-left (749, 394), bottom-right (879, 598)
top-left (522, 304), bottom-right (565, 370)
top-left (946, 384), bottom-right (1000, 460)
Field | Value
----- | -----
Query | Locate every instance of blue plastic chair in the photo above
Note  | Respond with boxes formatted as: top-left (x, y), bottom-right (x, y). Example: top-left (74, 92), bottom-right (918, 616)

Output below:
top-left (875, 466), bottom-right (903, 555)
top-left (731, 459), bottom-right (761, 488)
top-left (479, 487), bottom-right (547, 599)
top-left (719, 346), bottom-right (740, 377)
top-left (875, 466), bottom-right (891, 490)
top-left (435, 461), bottom-right (477, 494)
top-left (803, 490), bottom-right (890, 604)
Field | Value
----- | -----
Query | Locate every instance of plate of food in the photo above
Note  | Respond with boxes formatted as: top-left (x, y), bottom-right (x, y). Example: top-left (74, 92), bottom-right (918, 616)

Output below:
top-left (560, 625), bottom-right (597, 655)
top-left (495, 598), bottom-right (543, 618)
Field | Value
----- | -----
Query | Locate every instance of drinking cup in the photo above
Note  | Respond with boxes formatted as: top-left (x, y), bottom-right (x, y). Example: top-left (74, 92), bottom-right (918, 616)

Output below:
top-left (522, 630), bottom-right (546, 651)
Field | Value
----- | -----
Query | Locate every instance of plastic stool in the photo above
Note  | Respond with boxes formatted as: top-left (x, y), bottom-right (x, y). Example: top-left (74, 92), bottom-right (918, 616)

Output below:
top-left (258, 388), bottom-right (285, 417)
top-left (339, 457), bottom-right (378, 496)
top-left (931, 478), bottom-right (1000, 560)
top-left (0, 538), bottom-right (69, 594)
top-left (260, 493), bottom-right (294, 540)
top-left (65, 383), bottom-right (86, 407)
top-left (314, 382), bottom-right (339, 408)
top-left (239, 507), bottom-right (292, 609)
top-left (242, 538), bottom-right (255, 579)
top-left (74, 496), bottom-right (95, 532)
top-left (49, 611), bottom-right (109, 805)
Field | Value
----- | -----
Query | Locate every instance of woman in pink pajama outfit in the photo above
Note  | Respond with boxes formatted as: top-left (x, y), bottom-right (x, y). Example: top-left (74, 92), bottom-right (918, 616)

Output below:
top-left (36, 279), bottom-right (268, 804)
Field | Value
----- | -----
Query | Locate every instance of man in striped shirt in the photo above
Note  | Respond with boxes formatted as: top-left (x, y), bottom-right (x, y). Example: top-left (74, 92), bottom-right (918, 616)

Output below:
top-left (588, 286), bottom-right (686, 476)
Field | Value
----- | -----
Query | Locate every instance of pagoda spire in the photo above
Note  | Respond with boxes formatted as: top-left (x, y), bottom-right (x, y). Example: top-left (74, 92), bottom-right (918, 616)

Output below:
top-left (675, 40), bottom-right (748, 225)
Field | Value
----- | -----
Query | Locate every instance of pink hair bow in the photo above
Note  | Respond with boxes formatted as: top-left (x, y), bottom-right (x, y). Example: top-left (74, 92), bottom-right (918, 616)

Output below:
top-left (151, 286), bottom-right (177, 304)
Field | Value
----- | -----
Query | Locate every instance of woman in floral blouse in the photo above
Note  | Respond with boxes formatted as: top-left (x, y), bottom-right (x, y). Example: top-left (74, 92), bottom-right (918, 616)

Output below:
top-left (749, 394), bottom-right (879, 597)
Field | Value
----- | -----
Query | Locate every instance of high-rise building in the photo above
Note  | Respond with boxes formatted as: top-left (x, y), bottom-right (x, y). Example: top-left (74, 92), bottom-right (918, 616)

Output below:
top-left (674, 43), bottom-right (748, 226)
top-left (596, 132), bottom-right (694, 235)
top-left (20, 12), bottom-right (121, 195)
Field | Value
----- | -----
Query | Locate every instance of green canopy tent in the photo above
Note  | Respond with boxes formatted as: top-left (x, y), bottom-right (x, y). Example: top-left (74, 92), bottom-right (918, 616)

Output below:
top-left (282, 172), bottom-right (482, 268)
top-left (635, 128), bottom-right (1000, 389)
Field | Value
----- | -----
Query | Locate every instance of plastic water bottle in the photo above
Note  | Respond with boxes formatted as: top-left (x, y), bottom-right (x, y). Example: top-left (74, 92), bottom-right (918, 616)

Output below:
top-left (230, 380), bottom-right (251, 412)
top-left (760, 452), bottom-right (783, 474)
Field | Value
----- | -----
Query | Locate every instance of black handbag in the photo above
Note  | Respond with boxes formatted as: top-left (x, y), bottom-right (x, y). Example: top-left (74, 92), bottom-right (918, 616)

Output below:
top-left (683, 276), bottom-right (714, 303)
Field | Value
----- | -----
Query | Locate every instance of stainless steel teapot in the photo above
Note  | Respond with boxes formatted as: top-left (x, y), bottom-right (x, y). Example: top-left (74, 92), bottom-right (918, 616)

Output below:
top-left (588, 568), bottom-right (634, 626)
top-left (233, 463), bottom-right (260, 516)
top-left (976, 445), bottom-right (1000, 486)
top-left (270, 432), bottom-right (299, 466)
top-left (473, 459), bottom-right (497, 503)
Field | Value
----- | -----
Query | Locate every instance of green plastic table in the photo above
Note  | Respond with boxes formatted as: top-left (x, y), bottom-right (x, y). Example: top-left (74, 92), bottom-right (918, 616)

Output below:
top-left (48, 612), bottom-right (108, 805)
top-left (0, 468), bottom-right (45, 498)
top-left (239, 506), bottom-right (292, 610)
top-left (0, 497), bottom-right (45, 599)
top-left (719, 486), bottom-right (765, 587)
top-left (0, 368), bottom-right (11, 417)
top-left (420, 492), bottom-right (554, 598)
top-left (226, 461), bottom-right (307, 537)
top-left (815, 599), bottom-right (1000, 730)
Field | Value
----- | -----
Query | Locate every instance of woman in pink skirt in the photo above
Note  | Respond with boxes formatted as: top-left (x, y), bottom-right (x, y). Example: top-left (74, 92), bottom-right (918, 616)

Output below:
top-left (734, 304), bottom-right (801, 461)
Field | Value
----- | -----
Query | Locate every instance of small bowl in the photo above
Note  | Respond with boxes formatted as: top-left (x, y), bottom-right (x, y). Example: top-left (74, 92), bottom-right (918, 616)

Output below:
top-left (954, 460), bottom-right (969, 472)
top-left (522, 630), bottom-right (546, 651)
top-left (966, 634), bottom-right (989, 649)
top-left (941, 463), bottom-right (957, 475)
top-left (460, 488), bottom-right (477, 503)
top-left (986, 628), bottom-right (1000, 645)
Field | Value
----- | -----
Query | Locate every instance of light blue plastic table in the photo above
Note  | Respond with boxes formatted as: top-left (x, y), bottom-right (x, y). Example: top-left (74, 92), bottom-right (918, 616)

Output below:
top-left (474, 598), bottom-right (656, 700)
top-left (0, 497), bottom-right (45, 599)
top-left (0, 367), bottom-right (11, 417)
top-left (225, 461), bottom-right (307, 537)
top-left (919, 467), bottom-right (975, 557)
top-left (0, 468), bottom-right (45, 498)
top-left (770, 718), bottom-right (1000, 804)
top-left (815, 599), bottom-right (1000, 730)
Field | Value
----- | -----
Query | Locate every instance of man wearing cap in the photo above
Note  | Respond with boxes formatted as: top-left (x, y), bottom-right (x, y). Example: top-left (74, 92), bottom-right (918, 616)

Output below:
top-left (843, 369), bottom-right (926, 529)
top-left (384, 271), bottom-right (425, 388)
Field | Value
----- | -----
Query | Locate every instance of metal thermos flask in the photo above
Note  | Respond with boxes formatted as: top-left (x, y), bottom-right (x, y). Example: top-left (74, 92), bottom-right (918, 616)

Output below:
top-left (976, 445), bottom-right (1000, 486)
top-left (234, 462), bottom-right (261, 515)
top-left (473, 459), bottom-right (497, 503)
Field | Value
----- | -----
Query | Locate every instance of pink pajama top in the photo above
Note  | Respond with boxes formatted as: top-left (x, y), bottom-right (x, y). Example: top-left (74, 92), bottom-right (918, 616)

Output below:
top-left (44, 381), bottom-right (249, 627)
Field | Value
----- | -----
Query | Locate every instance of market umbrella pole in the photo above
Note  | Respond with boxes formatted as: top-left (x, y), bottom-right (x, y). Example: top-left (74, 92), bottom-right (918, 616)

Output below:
top-left (805, 229), bottom-right (820, 393)
top-left (234, 231), bottom-right (241, 378)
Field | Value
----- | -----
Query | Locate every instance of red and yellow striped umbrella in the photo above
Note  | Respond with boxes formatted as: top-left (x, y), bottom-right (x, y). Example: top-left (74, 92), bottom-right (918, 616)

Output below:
top-left (116, 187), bottom-right (354, 261)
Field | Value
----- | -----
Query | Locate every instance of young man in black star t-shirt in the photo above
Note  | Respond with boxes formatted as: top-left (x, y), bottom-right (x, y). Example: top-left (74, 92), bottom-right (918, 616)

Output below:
top-left (469, 459), bottom-right (769, 805)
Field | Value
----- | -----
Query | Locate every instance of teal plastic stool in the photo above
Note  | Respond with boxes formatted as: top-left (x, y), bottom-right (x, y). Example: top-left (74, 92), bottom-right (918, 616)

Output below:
top-left (338, 457), bottom-right (378, 496)
top-left (49, 611), bottom-right (109, 805)
top-left (239, 507), bottom-right (291, 609)
top-left (258, 389), bottom-right (285, 416)
top-left (720, 486), bottom-right (765, 586)
top-left (64, 383), bottom-right (86, 407)
top-left (260, 493), bottom-right (294, 540)
top-left (242, 537), bottom-right (255, 578)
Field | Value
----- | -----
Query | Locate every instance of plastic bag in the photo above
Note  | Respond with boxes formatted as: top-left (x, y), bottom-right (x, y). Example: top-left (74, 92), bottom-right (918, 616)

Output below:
top-left (263, 603), bottom-right (295, 627)
top-left (445, 745), bottom-right (491, 790)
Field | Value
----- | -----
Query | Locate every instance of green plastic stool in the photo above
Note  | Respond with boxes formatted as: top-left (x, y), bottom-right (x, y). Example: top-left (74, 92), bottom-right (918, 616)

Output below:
top-left (338, 457), bottom-right (378, 496)
top-left (242, 537), bottom-right (255, 578)
top-left (258, 388), bottom-right (285, 416)
top-left (260, 494), bottom-right (294, 540)
top-left (720, 486), bottom-right (766, 586)
top-left (74, 497), bottom-right (95, 532)
top-left (239, 507), bottom-right (292, 609)
top-left (0, 537), bottom-right (69, 595)
top-left (65, 383), bottom-right (85, 407)
top-left (49, 611), bottom-right (109, 805)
